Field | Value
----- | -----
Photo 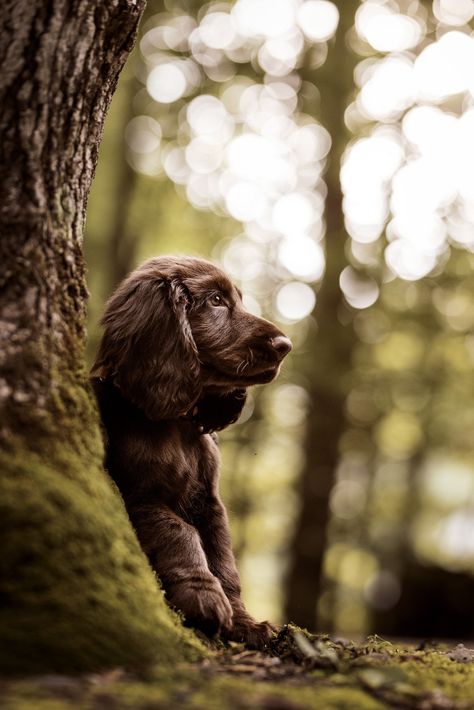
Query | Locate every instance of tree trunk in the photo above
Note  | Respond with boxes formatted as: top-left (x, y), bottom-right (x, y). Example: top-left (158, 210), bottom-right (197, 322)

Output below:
top-left (0, 0), bottom-right (204, 673)
top-left (284, 0), bottom-right (360, 631)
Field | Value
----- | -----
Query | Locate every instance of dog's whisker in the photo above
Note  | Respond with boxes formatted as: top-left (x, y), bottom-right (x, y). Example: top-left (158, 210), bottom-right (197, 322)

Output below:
top-left (236, 359), bottom-right (249, 375)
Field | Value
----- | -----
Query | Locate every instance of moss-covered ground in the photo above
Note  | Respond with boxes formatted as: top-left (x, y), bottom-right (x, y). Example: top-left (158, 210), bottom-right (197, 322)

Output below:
top-left (3, 626), bottom-right (474, 709)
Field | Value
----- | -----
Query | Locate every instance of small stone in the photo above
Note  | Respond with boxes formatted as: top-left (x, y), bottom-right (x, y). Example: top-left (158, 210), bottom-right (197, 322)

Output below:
top-left (445, 644), bottom-right (474, 663)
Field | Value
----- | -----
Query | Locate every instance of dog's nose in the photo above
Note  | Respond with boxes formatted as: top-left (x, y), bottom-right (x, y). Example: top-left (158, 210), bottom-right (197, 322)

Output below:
top-left (271, 335), bottom-right (292, 360)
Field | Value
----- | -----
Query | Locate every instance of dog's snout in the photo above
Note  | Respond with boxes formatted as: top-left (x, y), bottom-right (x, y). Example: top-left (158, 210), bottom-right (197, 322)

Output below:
top-left (270, 335), bottom-right (292, 360)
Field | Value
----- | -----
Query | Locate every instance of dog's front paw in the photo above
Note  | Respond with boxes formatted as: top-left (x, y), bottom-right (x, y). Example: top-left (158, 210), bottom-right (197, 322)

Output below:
top-left (225, 616), bottom-right (277, 649)
top-left (168, 576), bottom-right (233, 637)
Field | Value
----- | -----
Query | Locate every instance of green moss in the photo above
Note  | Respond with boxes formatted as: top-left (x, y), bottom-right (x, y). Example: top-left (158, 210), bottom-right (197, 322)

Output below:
top-left (4, 633), bottom-right (474, 708)
top-left (339, 635), bottom-right (474, 707)
top-left (0, 444), bottom-right (206, 674)
top-left (1, 665), bottom-right (386, 710)
top-left (395, 649), bottom-right (474, 701)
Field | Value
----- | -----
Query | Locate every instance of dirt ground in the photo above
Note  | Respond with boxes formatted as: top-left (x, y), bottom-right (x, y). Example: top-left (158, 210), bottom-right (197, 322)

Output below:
top-left (2, 625), bottom-right (474, 710)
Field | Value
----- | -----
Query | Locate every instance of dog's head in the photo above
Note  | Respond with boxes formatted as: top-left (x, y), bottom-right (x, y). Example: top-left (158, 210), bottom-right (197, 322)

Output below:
top-left (91, 256), bottom-right (292, 431)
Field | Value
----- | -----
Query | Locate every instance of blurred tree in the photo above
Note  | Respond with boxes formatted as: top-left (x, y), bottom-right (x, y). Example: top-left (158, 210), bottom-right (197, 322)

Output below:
top-left (105, 72), bottom-right (141, 291)
top-left (373, 556), bottom-right (474, 638)
top-left (0, 0), bottom-right (203, 672)
top-left (284, 0), bottom-right (359, 632)
top-left (361, 262), bottom-right (474, 637)
top-left (86, 0), bottom-right (166, 302)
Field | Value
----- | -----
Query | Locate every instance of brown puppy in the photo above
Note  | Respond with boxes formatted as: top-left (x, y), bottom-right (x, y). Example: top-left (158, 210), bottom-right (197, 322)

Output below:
top-left (91, 256), bottom-right (292, 647)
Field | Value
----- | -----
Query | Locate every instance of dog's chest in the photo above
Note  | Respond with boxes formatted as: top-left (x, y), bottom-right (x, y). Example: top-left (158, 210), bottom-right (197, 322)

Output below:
top-left (175, 429), bottom-right (220, 510)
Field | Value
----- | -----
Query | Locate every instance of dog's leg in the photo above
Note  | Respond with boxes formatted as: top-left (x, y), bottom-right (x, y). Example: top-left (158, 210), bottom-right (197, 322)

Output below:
top-left (198, 494), bottom-right (276, 649)
top-left (128, 503), bottom-right (233, 636)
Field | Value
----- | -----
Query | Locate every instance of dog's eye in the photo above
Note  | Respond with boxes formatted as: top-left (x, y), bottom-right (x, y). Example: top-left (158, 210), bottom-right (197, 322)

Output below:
top-left (209, 293), bottom-right (224, 307)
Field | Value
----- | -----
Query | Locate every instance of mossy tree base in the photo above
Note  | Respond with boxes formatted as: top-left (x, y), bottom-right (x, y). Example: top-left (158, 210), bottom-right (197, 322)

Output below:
top-left (3, 627), bottom-right (474, 709)
top-left (0, 445), bottom-right (206, 674)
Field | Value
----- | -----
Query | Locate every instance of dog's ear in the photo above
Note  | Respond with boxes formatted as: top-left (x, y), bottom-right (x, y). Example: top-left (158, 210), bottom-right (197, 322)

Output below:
top-left (190, 388), bottom-right (247, 433)
top-left (91, 274), bottom-right (201, 420)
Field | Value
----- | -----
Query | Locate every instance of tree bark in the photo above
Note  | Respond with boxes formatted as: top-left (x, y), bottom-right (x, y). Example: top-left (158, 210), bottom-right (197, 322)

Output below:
top-left (0, 0), bottom-right (204, 673)
top-left (0, 0), bottom-right (141, 439)
top-left (284, 0), bottom-right (360, 631)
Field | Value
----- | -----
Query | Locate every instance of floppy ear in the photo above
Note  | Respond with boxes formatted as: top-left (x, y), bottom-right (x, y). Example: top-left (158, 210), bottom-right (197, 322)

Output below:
top-left (91, 274), bottom-right (201, 420)
top-left (189, 388), bottom-right (247, 433)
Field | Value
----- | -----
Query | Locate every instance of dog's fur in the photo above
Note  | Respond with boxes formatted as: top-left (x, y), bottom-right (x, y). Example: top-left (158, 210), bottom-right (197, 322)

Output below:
top-left (91, 256), bottom-right (291, 647)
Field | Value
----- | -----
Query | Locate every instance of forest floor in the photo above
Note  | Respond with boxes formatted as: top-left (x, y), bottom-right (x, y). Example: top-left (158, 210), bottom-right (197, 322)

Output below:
top-left (2, 625), bottom-right (474, 710)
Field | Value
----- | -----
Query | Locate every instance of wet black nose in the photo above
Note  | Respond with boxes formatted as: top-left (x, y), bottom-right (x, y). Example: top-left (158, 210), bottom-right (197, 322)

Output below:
top-left (271, 335), bottom-right (292, 360)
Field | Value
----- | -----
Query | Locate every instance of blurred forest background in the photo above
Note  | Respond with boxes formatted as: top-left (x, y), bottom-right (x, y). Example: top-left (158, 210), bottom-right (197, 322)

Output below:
top-left (85, 0), bottom-right (474, 640)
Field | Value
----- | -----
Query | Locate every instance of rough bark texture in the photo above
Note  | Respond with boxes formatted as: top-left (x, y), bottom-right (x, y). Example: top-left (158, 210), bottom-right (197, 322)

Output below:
top-left (284, 0), bottom-right (360, 630)
top-left (0, 0), bottom-right (205, 673)
top-left (0, 0), bottom-right (139, 437)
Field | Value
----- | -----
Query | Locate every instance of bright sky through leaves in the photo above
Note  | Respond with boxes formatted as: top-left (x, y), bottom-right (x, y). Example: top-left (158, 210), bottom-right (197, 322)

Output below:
top-left (129, 0), bottom-right (474, 317)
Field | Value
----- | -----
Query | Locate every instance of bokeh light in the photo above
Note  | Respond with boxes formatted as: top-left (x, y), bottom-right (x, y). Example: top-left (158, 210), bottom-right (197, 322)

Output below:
top-left (356, 2), bottom-right (423, 52)
top-left (276, 281), bottom-right (316, 321)
top-left (433, 0), bottom-right (474, 26)
top-left (131, 0), bottom-right (351, 325)
top-left (297, 1), bottom-right (340, 42)
top-left (146, 62), bottom-right (188, 103)
top-left (414, 31), bottom-right (474, 102)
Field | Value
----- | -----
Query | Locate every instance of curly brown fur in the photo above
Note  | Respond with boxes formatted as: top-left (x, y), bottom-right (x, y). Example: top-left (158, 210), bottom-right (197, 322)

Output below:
top-left (92, 256), bottom-right (292, 648)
